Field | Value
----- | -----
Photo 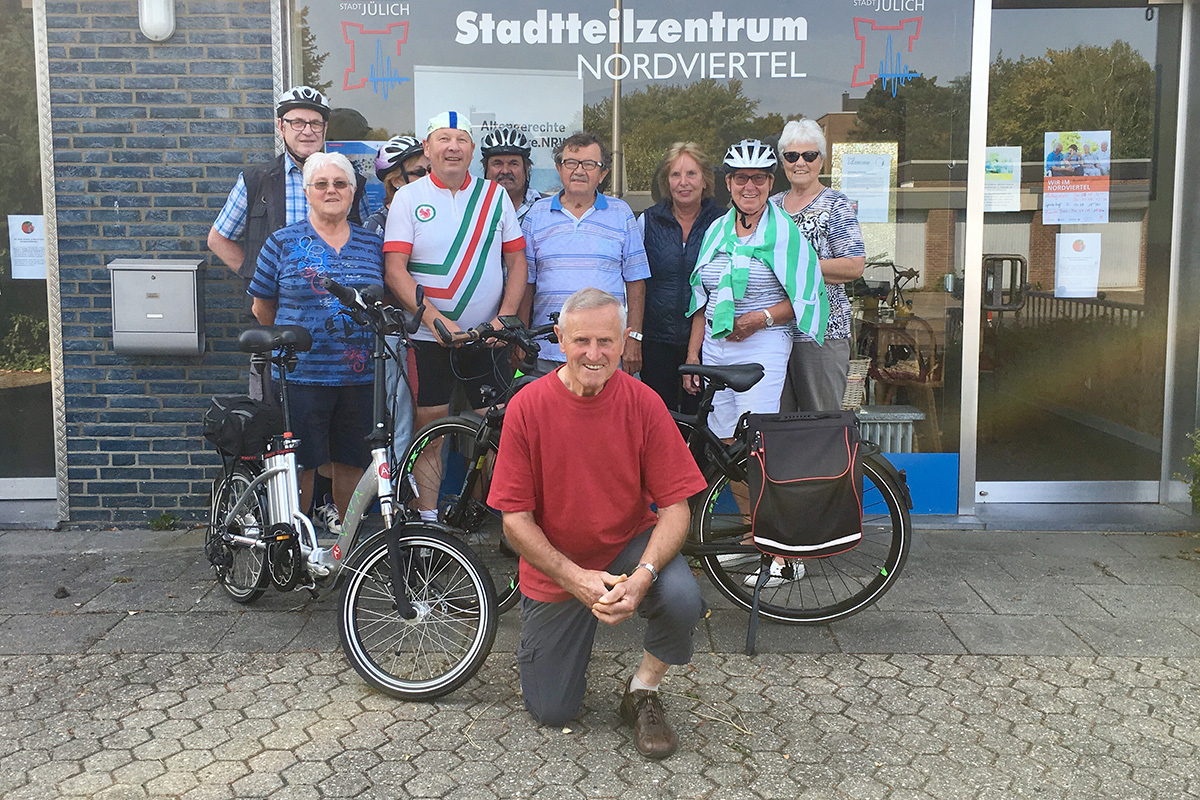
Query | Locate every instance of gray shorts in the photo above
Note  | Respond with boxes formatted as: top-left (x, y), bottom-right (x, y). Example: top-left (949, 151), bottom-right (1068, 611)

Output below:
top-left (780, 337), bottom-right (852, 413)
top-left (516, 528), bottom-right (705, 727)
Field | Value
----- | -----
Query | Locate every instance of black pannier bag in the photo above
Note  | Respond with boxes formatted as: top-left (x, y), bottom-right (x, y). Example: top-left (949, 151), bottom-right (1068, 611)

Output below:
top-left (203, 395), bottom-right (285, 458)
top-left (746, 411), bottom-right (864, 559)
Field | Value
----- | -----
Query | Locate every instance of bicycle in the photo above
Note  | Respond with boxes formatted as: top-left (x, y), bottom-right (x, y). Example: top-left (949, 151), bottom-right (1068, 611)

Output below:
top-left (858, 259), bottom-right (922, 320)
top-left (394, 314), bottom-right (558, 613)
top-left (204, 278), bottom-right (497, 700)
top-left (398, 327), bottom-right (912, 632)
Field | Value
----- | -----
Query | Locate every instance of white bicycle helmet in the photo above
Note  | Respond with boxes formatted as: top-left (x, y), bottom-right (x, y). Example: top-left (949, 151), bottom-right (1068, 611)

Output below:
top-left (275, 85), bottom-right (330, 119)
top-left (480, 127), bottom-right (532, 159)
top-left (375, 135), bottom-right (424, 181)
top-left (723, 139), bottom-right (777, 171)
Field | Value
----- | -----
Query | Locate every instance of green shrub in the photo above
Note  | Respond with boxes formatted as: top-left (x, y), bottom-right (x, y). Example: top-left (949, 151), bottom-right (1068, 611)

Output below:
top-left (0, 313), bottom-right (50, 371)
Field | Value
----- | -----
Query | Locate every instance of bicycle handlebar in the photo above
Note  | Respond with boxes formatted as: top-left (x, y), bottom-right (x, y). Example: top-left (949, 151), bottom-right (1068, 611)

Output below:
top-left (321, 277), bottom-right (426, 337)
top-left (433, 317), bottom-right (557, 359)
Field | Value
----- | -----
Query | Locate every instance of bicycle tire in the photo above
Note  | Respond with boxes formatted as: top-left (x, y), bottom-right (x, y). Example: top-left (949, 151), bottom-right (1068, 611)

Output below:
top-left (695, 454), bottom-right (911, 624)
top-left (207, 463), bottom-right (269, 604)
top-left (396, 417), bottom-right (520, 613)
top-left (338, 526), bottom-right (497, 700)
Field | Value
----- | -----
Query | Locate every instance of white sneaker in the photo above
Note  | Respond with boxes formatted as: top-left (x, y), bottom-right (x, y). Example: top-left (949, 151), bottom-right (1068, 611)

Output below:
top-left (313, 497), bottom-right (344, 535)
top-left (743, 559), bottom-right (805, 588)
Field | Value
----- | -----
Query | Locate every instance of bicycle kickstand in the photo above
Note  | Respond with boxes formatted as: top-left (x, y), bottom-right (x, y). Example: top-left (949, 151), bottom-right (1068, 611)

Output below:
top-left (745, 553), bottom-right (773, 656)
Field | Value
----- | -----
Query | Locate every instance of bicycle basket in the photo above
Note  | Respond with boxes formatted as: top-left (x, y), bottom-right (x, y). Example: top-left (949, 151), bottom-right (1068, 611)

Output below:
top-left (203, 395), bottom-right (285, 458)
top-left (746, 411), bottom-right (863, 559)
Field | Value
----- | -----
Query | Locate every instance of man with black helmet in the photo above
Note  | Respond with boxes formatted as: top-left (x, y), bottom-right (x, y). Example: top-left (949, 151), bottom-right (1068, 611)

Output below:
top-left (208, 85), bottom-right (370, 286)
top-left (480, 127), bottom-right (542, 221)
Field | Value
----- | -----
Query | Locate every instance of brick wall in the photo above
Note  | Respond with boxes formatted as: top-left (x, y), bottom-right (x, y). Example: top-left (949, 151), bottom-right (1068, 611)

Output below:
top-left (47, 0), bottom-right (274, 523)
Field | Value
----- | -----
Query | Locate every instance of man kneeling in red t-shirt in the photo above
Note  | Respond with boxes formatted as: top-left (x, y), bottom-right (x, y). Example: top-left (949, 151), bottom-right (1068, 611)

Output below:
top-left (488, 287), bottom-right (708, 759)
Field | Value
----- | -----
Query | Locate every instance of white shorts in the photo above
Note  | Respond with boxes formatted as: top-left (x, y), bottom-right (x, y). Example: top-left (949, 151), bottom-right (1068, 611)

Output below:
top-left (701, 329), bottom-right (791, 438)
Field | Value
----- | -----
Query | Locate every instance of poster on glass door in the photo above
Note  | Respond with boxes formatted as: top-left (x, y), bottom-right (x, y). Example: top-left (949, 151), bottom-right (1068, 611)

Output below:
top-left (984, 147), bottom-right (1021, 213)
top-left (1054, 233), bottom-right (1102, 298)
top-left (1042, 131), bottom-right (1111, 224)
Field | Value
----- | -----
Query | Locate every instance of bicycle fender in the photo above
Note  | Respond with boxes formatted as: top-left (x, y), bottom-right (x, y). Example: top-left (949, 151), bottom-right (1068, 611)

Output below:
top-left (862, 447), bottom-right (914, 510)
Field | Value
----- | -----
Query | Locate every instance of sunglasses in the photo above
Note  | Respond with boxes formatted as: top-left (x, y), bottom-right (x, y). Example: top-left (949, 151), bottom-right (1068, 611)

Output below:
top-left (782, 150), bottom-right (822, 164)
top-left (405, 166), bottom-right (429, 179)
top-left (307, 179), bottom-right (351, 191)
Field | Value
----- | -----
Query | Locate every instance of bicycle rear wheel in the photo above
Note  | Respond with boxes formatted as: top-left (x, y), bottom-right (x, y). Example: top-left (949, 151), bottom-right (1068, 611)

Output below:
top-left (396, 417), bottom-right (520, 613)
top-left (338, 526), bottom-right (497, 700)
top-left (207, 463), bottom-right (268, 604)
top-left (695, 454), bottom-right (910, 624)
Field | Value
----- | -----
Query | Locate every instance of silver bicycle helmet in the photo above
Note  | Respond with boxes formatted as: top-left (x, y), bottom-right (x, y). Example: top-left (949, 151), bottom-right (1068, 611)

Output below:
top-left (723, 139), bottom-right (777, 171)
top-left (375, 135), bottom-right (424, 181)
top-left (275, 85), bottom-right (331, 119)
top-left (480, 127), bottom-right (531, 159)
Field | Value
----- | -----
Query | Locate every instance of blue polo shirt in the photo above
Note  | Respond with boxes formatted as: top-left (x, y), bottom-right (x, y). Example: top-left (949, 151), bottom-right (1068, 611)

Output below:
top-left (521, 191), bottom-right (649, 361)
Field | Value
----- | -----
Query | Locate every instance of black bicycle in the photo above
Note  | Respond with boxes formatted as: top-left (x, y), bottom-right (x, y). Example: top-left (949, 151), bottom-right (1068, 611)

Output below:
top-left (393, 314), bottom-right (557, 613)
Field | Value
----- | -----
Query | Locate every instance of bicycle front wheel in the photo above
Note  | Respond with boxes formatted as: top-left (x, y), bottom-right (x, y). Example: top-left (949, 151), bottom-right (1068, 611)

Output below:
top-left (338, 526), bottom-right (497, 700)
top-left (696, 454), bottom-right (911, 624)
top-left (396, 417), bottom-right (520, 613)
top-left (207, 463), bottom-right (268, 604)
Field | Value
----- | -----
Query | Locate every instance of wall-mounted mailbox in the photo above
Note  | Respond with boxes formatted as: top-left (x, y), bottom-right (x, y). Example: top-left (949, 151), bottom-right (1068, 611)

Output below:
top-left (109, 258), bottom-right (204, 355)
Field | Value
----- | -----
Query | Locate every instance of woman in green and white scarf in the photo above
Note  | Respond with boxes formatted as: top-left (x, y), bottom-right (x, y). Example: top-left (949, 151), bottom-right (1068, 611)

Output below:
top-left (683, 140), bottom-right (827, 440)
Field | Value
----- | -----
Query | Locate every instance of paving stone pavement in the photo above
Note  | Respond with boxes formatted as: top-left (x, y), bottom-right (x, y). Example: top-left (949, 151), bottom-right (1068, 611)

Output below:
top-left (0, 527), bottom-right (1198, 799)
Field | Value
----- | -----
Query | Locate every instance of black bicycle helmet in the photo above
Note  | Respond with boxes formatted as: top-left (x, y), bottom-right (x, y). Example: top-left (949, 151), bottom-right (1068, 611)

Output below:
top-left (276, 85), bottom-right (331, 120)
top-left (375, 135), bottom-right (424, 181)
top-left (480, 127), bottom-right (531, 159)
top-left (723, 139), bottom-right (777, 171)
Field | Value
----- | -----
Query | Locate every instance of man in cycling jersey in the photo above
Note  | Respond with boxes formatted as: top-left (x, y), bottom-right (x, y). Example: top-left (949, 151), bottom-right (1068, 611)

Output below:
top-left (480, 127), bottom-right (542, 221)
top-left (382, 112), bottom-right (528, 521)
top-left (488, 287), bottom-right (707, 760)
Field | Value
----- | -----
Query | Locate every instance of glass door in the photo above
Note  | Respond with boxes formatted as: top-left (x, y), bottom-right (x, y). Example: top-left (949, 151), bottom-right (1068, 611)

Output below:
top-left (0, 0), bottom-right (55, 498)
top-left (975, 2), bottom-right (1181, 501)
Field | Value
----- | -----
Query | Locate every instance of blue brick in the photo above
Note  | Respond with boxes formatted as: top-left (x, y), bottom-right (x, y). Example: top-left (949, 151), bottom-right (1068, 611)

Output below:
top-left (126, 136), bottom-right (178, 148)
top-left (71, 136), bottom-right (122, 149)
top-left (151, 106), bottom-right (201, 119)
top-left (106, 439), bottom-right (152, 452)
top-left (188, 32), bottom-right (241, 44)
top-left (134, 91), bottom-right (189, 104)
top-left (136, 61), bottom-right (187, 74)
top-left (112, 454), bottom-right (136, 466)
top-left (46, 16), bottom-right (88, 29)
top-left (230, 77), bottom-right (273, 90)
top-left (86, 179), bottom-right (141, 192)
top-left (194, 152), bottom-right (246, 164)
top-left (113, 151), bottom-right (164, 163)
top-left (55, 105), bottom-right (93, 118)
top-left (69, 467), bottom-right (99, 481)
top-left (52, 90), bottom-right (81, 103)
top-left (51, 76), bottom-right (92, 89)
top-left (94, 77), bottom-right (123, 90)
top-left (67, 46), bottom-right (97, 59)
top-left (81, 121), bottom-right (134, 133)
top-left (100, 494), bottom-right (151, 509)
top-left (98, 166), bottom-right (153, 178)
top-left (99, 467), bottom-right (153, 480)
top-left (90, 17), bottom-right (139, 30)
top-left (96, 107), bottom-right (148, 119)
top-left (154, 191), bottom-right (204, 203)
top-left (125, 77), bottom-right (178, 90)
top-left (99, 46), bottom-right (150, 59)
top-left (98, 410), bottom-right (152, 423)
top-left (133, 122), bottom-right (187, 134)
top-left (78, 30), bottom-right (134, 44)
top-left (190, 61), bottom-right (242, 75)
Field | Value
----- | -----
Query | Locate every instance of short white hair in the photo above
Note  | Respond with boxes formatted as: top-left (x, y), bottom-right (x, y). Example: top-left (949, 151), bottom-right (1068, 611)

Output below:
top-left (302, 151), bottom-right (357, 188)
top-left (559, 287), bottom-right (627, 332)
top-left (779, 118), bottom-right (827, 158)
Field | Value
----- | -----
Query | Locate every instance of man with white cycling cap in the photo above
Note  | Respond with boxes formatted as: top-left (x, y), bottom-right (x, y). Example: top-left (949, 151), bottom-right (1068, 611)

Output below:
top-left (480, 127), bottom-right (542, 221)
top-left (382, 111), bottom-right (528, 521)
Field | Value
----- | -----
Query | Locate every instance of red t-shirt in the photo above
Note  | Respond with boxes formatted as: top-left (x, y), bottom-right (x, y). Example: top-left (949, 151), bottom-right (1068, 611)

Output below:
top-left (487, 369), bottom-right (708, 602)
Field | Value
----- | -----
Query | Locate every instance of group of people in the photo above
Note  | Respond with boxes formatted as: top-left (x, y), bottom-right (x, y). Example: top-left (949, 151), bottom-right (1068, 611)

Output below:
top-left (1046, 139), bottom-right (1111, 177)
top-left (206, 86), bottom-right (867, 760)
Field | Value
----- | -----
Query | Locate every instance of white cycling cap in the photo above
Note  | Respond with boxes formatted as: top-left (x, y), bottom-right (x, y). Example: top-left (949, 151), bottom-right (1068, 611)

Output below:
top-left (426, 111), bottom-right (473, 138)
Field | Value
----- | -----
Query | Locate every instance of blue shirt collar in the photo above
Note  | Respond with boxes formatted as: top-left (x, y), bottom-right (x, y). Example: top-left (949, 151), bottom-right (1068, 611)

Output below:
top-left (550, 191), bottom-right (609, 211)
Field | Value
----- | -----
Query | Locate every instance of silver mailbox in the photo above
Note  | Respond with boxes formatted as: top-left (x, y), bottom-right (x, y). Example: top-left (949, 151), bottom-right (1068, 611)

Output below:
top-left (109, 258), bottom-right (205, 355)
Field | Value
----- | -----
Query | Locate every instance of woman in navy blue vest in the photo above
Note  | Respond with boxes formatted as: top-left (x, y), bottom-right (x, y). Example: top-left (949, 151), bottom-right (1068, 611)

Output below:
top-left (638, 143), bottom-right (725, 414)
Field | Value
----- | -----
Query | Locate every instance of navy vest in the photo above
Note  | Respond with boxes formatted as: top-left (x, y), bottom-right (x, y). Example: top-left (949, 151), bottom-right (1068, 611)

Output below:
top-left (642, 197), bottom-right (725, 346)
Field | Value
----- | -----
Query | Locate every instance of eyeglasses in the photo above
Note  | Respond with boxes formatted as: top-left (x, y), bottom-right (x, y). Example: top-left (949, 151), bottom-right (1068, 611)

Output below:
top-left (282, 117), bottom-right (327, 133)
top-left (558, 158), bottom-right (605, 172)
top-left (730, 173), bottom-right (772, 187)
top-left (307, 179), bottom-right (351, 191)
top-left (782, 150), bottom-right (821, 164)
top-left (404, 166), bottom-right (429, 179)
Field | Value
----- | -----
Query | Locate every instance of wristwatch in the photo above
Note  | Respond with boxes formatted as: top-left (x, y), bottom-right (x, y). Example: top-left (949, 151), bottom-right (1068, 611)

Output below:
top-left (763, 308), bottom-right (775, 328)
top-left (628, 330), bottom-right (644, 342)
top-left (635, 562), bottom-right (659, 582)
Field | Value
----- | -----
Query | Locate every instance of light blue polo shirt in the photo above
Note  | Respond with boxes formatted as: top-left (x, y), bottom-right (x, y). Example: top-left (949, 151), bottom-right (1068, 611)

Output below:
top-left (521, 191), bottom-right (650, 361)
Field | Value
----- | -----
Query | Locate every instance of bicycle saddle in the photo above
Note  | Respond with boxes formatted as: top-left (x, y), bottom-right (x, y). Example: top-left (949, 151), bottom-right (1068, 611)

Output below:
top-left (238, 325), bottom-right (314, 354)
top-left (677, 363), bottom-right (764, 393)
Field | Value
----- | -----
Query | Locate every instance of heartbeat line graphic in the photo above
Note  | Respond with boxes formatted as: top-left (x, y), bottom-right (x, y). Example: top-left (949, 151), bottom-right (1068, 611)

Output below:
top-left (878, 33), bottom-right (920, 96)
top-left (341, 21), bottom-right (409, 94)
top-left (851, 17), bottom-right (923, 91)
top-left (368, 39), bottom-right (409, 99)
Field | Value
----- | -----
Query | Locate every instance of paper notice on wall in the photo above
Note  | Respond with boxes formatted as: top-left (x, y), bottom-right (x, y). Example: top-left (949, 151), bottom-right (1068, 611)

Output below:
top-left (1042, 131), bottom-right (1111, 224)
top-left (8, 215), bottom-right (46, 280)
top-left (1055, 233), bottom-right (1101, 298)
top-left (413, 65), bottom-right (583, 196)
top-left (984, 146), bottom-right (1021, 213)
top-left (836, 151), bottom-right (893, 224)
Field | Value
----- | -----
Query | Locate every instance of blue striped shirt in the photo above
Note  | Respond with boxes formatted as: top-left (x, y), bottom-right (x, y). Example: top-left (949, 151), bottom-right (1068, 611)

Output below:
top-left (522, 192), bottom-right (650, 361)
top-left (770, 188), bottom-right (865, 341)
top-left (247, 220), bottom-right (384, 386)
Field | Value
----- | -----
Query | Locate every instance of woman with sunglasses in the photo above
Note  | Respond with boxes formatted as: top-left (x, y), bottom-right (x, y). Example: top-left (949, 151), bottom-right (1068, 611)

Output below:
top-left (248, 151), bottom-right (385, 531)
top-left (684, 139), bottom-right (828, 441)
top-left (771, 118), bottom-right (866, 412)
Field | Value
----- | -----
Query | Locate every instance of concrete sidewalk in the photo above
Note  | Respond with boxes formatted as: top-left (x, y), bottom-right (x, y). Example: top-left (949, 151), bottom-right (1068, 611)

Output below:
top-left (1, 527), bottom-right (1198, 799)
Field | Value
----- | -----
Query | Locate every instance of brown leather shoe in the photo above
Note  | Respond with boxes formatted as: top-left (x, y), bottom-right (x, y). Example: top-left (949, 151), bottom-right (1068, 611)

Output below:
top-left (619, 677), bottom-right (678, 759)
